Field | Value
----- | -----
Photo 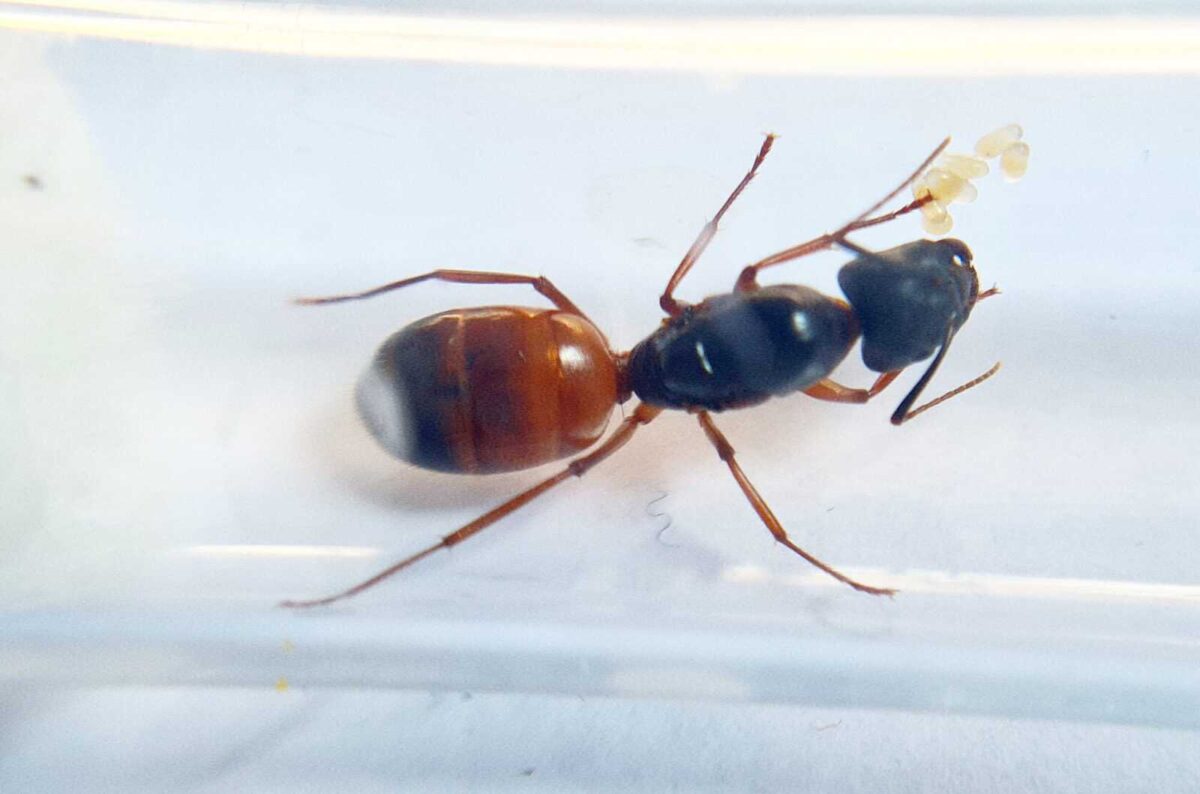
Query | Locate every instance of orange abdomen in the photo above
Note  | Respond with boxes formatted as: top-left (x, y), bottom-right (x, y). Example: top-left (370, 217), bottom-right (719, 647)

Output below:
top-left (356, 307), bottom-right (619, 473)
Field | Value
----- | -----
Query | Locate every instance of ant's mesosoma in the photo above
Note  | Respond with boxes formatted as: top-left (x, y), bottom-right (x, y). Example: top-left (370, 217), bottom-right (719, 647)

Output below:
top-left (282, 131), bottom-right (1017, 608)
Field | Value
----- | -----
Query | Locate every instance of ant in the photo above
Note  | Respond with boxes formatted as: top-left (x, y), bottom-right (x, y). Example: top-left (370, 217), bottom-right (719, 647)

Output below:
top-left (282, 128), bottom-right (1026, 608)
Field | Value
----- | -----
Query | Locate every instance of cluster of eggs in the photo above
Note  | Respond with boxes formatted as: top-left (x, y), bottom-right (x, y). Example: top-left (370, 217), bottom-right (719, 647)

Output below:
top-left (913, 124), bottom-right (1030, 235)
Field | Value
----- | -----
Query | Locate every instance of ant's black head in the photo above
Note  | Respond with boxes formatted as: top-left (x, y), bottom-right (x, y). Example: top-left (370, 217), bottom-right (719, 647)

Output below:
top-left (837, 238), bottom-right (979, 373)
top-left (935, 238), bottom-right (979, 305)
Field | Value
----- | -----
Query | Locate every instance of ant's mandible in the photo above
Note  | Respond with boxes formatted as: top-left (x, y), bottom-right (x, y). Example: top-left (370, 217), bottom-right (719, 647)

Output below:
top-left (282, 126), bottom-right (1029, 608)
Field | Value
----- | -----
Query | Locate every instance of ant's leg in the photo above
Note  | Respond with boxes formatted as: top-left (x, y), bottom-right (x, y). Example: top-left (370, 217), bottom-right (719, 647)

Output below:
top-left (808, 291), bottom-right (1001, 415)
top-left (296, 269), bottom-right (587, 317)
top-left (694, 411), bottom-right (895, 596)
top-left (884, 287), bottom-right (1000, 423)
top-left (659, 134), bottom-right (776, 316)
top-left (280, 403), bottom-right (662, 608)
top-left (805, 359), bottom-right (1000, 425)
top-left (893, 362), bottom-right (1001, 424)
top-left (734, 138), bottom-right (949, 291)
top-left (803, 371), bottom-right (902, 404)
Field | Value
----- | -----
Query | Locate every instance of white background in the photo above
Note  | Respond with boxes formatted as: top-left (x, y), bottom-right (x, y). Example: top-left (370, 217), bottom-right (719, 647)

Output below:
top-left (2, 3), bottom-right (1199, 790)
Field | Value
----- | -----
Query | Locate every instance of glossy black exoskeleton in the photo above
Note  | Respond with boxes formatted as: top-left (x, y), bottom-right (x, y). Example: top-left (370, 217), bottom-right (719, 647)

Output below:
top-left (627, 285), bottom-right (859, 411)
top-left (839, 238), bottom-right (977, 373)
top-left (630, 237), bottom-right (984, 423)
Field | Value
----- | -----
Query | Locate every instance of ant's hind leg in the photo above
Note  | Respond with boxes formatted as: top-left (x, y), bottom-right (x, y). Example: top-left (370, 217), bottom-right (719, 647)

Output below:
top-left (295, 269), bottom-right (588, 317)
top-left (279, 403), bottom-right (662, 609)
top-left (694, 411), bottom-right (895, 597)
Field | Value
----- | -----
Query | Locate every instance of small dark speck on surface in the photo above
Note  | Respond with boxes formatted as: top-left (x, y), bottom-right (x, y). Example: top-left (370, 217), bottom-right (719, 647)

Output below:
top-left (520, 767), bottom-right (535, 777)
top-left (647, 490), bottom-right (676, 544)
top-left (1108, 314), bottom-right (1117, 320)
top-left (23, 174), bottom-right (43, 190)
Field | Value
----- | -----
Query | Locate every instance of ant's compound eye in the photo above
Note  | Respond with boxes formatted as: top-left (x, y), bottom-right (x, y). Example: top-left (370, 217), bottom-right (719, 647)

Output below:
top-left (937, 238), bottom-right (974, 269)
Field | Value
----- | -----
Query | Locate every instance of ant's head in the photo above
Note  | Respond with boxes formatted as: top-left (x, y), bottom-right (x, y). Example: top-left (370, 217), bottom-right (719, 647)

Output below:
top-left (837, 238), bottom-right (980, 374)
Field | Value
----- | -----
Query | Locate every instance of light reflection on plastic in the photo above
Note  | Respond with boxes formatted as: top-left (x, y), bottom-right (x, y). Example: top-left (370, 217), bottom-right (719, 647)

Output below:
top-left (183, 544), bottom-right (377, 558)
top-left (724, 564), bottom-right (1200, 604)
top-left (182, 547), bottom-right (1200, 605)
top-left (3, 4), bottom-right (1200, 75)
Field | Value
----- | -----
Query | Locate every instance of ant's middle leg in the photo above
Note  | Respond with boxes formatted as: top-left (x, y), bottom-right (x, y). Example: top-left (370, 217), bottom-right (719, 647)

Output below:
top-left (659, 134), bottom-right (777, 317)
top-left (734, 138), bottom-right (949, 291)
top-left (694, 410), bottom-right (895, 596)
top-left (295, 269), bottom-right (587, 317)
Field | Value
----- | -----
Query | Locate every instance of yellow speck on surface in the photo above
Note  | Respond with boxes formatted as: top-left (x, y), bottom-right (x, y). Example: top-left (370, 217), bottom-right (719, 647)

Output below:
top-left (921, 168), bottom-right (969, 205)
top-left (951, 180), bottom-right (978, 204)
top-left (1000, 141), bottom-right (1031, 180)
top-left (975, 123), bottom-right (1024, 158)
top-left (282, 639), bottom-right (295, 653)
top-left (275, 676), bottom-right (290, 692)
top-left (920, 202), bottom-right (954, 235)
top-left (939, 153), bottom-right (989, 180)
